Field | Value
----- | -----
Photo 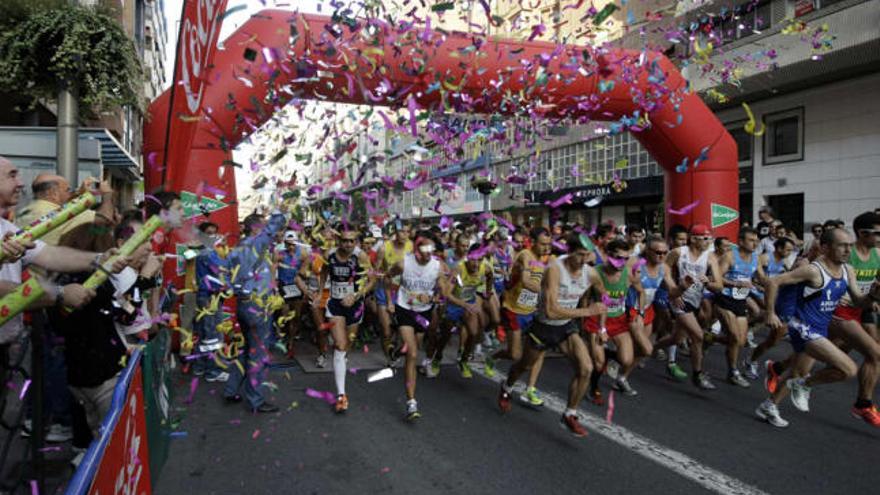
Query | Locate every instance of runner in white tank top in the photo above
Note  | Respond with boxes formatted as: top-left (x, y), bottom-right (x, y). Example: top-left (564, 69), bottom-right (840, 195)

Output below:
top-left (386, 235), bottom-right (470, 422)
top-left (498, 233), bottom-right (605, 438)
top-left (654, 224), bottom-right (723, 391)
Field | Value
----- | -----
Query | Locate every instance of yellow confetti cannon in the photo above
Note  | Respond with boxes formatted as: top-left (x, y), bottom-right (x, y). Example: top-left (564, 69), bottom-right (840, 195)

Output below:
top-left (1, 192), bottom-right (97, 262)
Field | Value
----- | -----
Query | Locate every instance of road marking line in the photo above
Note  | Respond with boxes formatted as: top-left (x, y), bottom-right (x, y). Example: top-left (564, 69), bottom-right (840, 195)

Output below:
top-left (481, 368), bottom-right (769, 495)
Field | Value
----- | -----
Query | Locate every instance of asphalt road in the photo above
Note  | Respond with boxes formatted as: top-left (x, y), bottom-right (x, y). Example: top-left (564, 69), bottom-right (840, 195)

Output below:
top-left (155, 339), bottom-right (880, 495)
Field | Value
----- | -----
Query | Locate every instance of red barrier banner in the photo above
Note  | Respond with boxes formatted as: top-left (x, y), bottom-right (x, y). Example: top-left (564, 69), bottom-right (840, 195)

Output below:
top-left (88, 367), bottom-right (152, 495)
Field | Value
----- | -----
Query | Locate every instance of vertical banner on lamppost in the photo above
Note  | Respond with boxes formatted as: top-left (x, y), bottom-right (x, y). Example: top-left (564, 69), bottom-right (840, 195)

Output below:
top-left (163, 0), bottom-right (228, 190)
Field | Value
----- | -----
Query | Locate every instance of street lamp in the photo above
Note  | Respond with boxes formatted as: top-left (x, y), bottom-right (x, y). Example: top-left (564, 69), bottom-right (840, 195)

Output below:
top-left (471, 175), bottom-right (497, 213)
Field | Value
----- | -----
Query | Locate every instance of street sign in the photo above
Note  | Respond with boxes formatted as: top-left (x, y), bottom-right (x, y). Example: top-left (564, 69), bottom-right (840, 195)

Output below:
top-left (711, 203), bottom-right (738, 228)
top-left (180, 190), bottom-right (228, 219)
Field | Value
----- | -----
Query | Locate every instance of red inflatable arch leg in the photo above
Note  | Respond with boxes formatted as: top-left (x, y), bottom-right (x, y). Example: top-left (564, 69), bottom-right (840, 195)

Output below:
top-left (144, 11), bottom-right (738, 239)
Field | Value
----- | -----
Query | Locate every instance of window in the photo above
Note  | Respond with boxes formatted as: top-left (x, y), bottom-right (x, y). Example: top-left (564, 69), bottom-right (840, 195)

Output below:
top-left (767, 193), bottom-right (804, 237)
top-left (725, 120), bottom-right (753, 166)
top-left (763, 108), bottom-right (804, 164)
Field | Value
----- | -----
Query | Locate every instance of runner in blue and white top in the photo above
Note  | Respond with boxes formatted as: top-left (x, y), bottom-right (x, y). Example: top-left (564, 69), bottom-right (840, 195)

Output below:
top-left (756, 228), bottom-right (880, 428)
top-left (714, 227), bottom-right (765, 388)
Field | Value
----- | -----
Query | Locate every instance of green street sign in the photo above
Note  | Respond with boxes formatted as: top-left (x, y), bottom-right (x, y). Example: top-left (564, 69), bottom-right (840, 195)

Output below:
top-left (180, 190), bottom-right (228, 219)
top-left (711, 203), bottom-right (738, 228)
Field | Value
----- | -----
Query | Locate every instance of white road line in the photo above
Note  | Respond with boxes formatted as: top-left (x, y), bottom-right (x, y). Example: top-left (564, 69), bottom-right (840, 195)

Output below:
top-left (479, 368), bottom-right (770, 495)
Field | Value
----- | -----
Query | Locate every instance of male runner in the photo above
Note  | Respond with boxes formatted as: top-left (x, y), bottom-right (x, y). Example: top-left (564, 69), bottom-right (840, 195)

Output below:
top-left (585, 239), bottom-right (646, 398)
top-left (829, 211), bottom-right (880, 426)
top-left (375, 221), bottom-right (412, 364)
top-left (275, 231), bottom-right (310, 356)
top-left (321, 225), bottom-right (376, 413)
top-left (756, 227), bottom-right (880, 427)
top-left (714, 227), bottom-right (764, 387)
top-left (447, 244), bottom-right (495, 378)
top-left (498, 233), bottom-right (605, 437)
top-left (655, 225), bottom-right (689, 380)
top-left (657, 224), bottom-right (723, 390)
top-left (744, 236), bottom-right (797, 381)
top-left (493, 227), bottom-right (553, 407)
top-left (387, 234), bottom-right (465, 421)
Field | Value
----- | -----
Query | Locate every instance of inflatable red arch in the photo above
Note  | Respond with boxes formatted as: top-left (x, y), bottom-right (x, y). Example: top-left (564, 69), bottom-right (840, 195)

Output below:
top-left (144, 10), bottom-right (739, 240)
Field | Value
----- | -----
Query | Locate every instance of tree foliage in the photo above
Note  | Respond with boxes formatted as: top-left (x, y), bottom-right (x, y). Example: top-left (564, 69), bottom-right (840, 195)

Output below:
top-left (0, 2), bottom-right (143, 115)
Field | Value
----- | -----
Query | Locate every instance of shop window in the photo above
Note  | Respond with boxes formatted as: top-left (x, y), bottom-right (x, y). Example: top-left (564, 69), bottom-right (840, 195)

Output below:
top-left (763, 107), bottom-right (804, 165)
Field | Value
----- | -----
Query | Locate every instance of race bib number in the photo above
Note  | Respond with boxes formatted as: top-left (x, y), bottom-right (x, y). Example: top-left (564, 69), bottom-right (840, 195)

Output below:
top-left (516, 289), bottom-right (538, 309)
top-left (732, 286), bottom-right (750, 300)
top-left (331, 282), bottom-right (355, 299)
top-left (460, 286), bottom-right (477, 302)
top-left (857, 280), bottom-right (874, 296)
top-left (282, 284), bottom-right (302, 298)
top-left (307, 278), bottom-right (320, 293)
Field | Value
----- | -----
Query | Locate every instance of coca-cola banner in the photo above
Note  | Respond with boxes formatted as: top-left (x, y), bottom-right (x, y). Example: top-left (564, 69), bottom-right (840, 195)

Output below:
top-left (160, 0), bottom-right (228, 188)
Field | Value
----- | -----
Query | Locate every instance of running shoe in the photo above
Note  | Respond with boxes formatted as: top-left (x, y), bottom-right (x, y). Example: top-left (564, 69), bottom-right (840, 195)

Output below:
top-left (519, 387), bottom-right (545, 407)
top-left (498, 385), bottom-right (512, 413)
top-left (851, 404), bottom-right (880, 427)
top-left (728, 370), bottom-right (750, 388)
top-left (746, 329), bottom-right (757, 348)
top-left (205, 371), bottom-right (230, 383)
top-left (418, 357), bottom-right (431, 376)
top-left (589, 388), bottom-right (604, 406)
top-left (560, 414), bottom-right (588, 438)
top-left (429, 359), bottom-right (441, 378)
top-left (787, 378), bottom-right (811, 412)
top-left (764, 360), bottom-right (779, 394)
top-left (654, 348), bottom-right (668, 362)
top-left (315, 353), bottom-right (327, 368)
top-left (334, 394), bottom-right (349, 414)
top-left (666, 362), bottom-right (688, 382)
top-left (755, 400), bottom-right (789, 428)
top-left (405, 399), bottom-right (421, 421)
top-left (614, 377), bottom-right (638, 396)
top-left (484, 356), bottom-right (496, 378)
top-left (743, 360), bottom-right (760, 380)
top-left (46, 424), bottom-right (73, 443)
top-left (458, 359), bottom-right (473, 379)
top-left (606, 361), bottom-right (620, 380)
top-left (693, 372), bottom-right (717, 390)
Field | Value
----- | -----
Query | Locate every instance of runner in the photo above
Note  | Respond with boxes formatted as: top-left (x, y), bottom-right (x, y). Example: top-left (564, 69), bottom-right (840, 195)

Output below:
top-left (321, 225), bottom-right (376, 414)
top-left (829, 211), bottom-right (880, 426)
top-left (305, 238), bottom-right (331, 368)
top-left (656, 224), bottom-right (723, 390)
top-left (756, 227), bottom-right (880, 428)
top-left (498, 233), bottom-right (606, 438)
top-left (714, 227), bottom-right (765, 387)
top-left (275, 231), bottom-right (310, 357)
top-left (655, 225), bottom-right (689, 380)
top-left (375, 221), bottom-right (413, 365)
top-left (447, 244), bottom-right (495, 379)
top-left (386, 233), bottom-right (465, 421)
top-left (744, 236), bottom-right (798, 382)
top-left (584, 239), bottom-right (647, 399)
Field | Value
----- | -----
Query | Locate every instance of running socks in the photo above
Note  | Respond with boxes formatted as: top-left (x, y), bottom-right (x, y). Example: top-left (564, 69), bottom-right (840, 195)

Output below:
top-left (668, 345), bottom-right (678, 363)
top-left (334, 349), bottom-right (347, 395)
top-left (564, 408), bottom-right (577, 417)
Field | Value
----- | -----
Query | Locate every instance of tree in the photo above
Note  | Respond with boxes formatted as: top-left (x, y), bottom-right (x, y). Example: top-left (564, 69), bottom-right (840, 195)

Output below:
top-left (0, 2), bottom-right (143, 117)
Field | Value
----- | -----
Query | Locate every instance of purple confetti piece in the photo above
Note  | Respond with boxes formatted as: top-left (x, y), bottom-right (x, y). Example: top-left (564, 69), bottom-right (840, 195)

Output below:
top-left (19, 379), bottom-right (31, 401)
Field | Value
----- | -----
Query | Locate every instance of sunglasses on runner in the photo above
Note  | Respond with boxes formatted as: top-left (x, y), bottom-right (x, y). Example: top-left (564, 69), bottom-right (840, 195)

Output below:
top-left (650, 250), bottom-right (669, 256)
top-left (693, 236), bottom-right (712, 241)
top-left (858, 229), bottom-right (880, 236)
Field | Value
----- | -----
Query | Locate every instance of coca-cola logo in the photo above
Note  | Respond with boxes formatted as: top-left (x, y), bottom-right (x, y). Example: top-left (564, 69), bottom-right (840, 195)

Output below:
top-left (180, 0), bottom-right (224, 114)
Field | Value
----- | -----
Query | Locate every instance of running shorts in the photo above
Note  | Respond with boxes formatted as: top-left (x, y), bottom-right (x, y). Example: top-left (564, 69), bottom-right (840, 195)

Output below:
top-left (627, 305), bottom-right (655, 326)
top-left (394, 304), bottom-right (434, 332)
top-left (584, 314), bottom-right (630, 338)
top-left (715, 294), bottom-right (748, 318)
top-left (787, 317), bottom-right (828, 353)
top-left (525, 320), bottom-right (579, 351)
top-left (325, 298), bottom-right (364, 326)
top-left (503, 308), bottom-right (535, 332)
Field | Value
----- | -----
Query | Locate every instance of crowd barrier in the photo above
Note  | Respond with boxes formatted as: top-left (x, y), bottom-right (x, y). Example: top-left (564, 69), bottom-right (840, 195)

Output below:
top-left (65, 329), bottom-right (173, 495)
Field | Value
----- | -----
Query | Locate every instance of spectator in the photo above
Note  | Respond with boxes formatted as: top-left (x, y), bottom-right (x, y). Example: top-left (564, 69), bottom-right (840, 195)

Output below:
top-left (17, 175), bottom-right (115, 246)
top-left (756, 206), bottom-right (775, 239)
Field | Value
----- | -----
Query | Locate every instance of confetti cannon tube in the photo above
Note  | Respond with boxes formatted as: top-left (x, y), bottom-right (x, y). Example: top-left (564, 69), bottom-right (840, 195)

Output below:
top-left (83, 215), bottom-right (164, 290)
top-left (0, 277), bottom-right (46, 328)
top-left (0, 192), bottom-right (97, 262)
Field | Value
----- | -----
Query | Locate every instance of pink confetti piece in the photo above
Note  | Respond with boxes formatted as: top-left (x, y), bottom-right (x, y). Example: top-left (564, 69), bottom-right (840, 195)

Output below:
top-left (30, 479), bottom-right (38, 495)
top-left (606, 390), bottom-right (616, 423)
top-left (362, 344), bottom-right (369, 354)
top-left (185, 377), bottom-right (199, 404)
top-left (668, 200), bottom-right (700, 216)
top-left (305, 388), bottom-right (337, 405)
top-left (381, 467), bottom-right (391, 474)
top-left (229, 419), bottom-right (241, 425)
top-left (252, 429), bottom-right (261, 439)
top-left (19, 379), bottom-right (31, 401)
